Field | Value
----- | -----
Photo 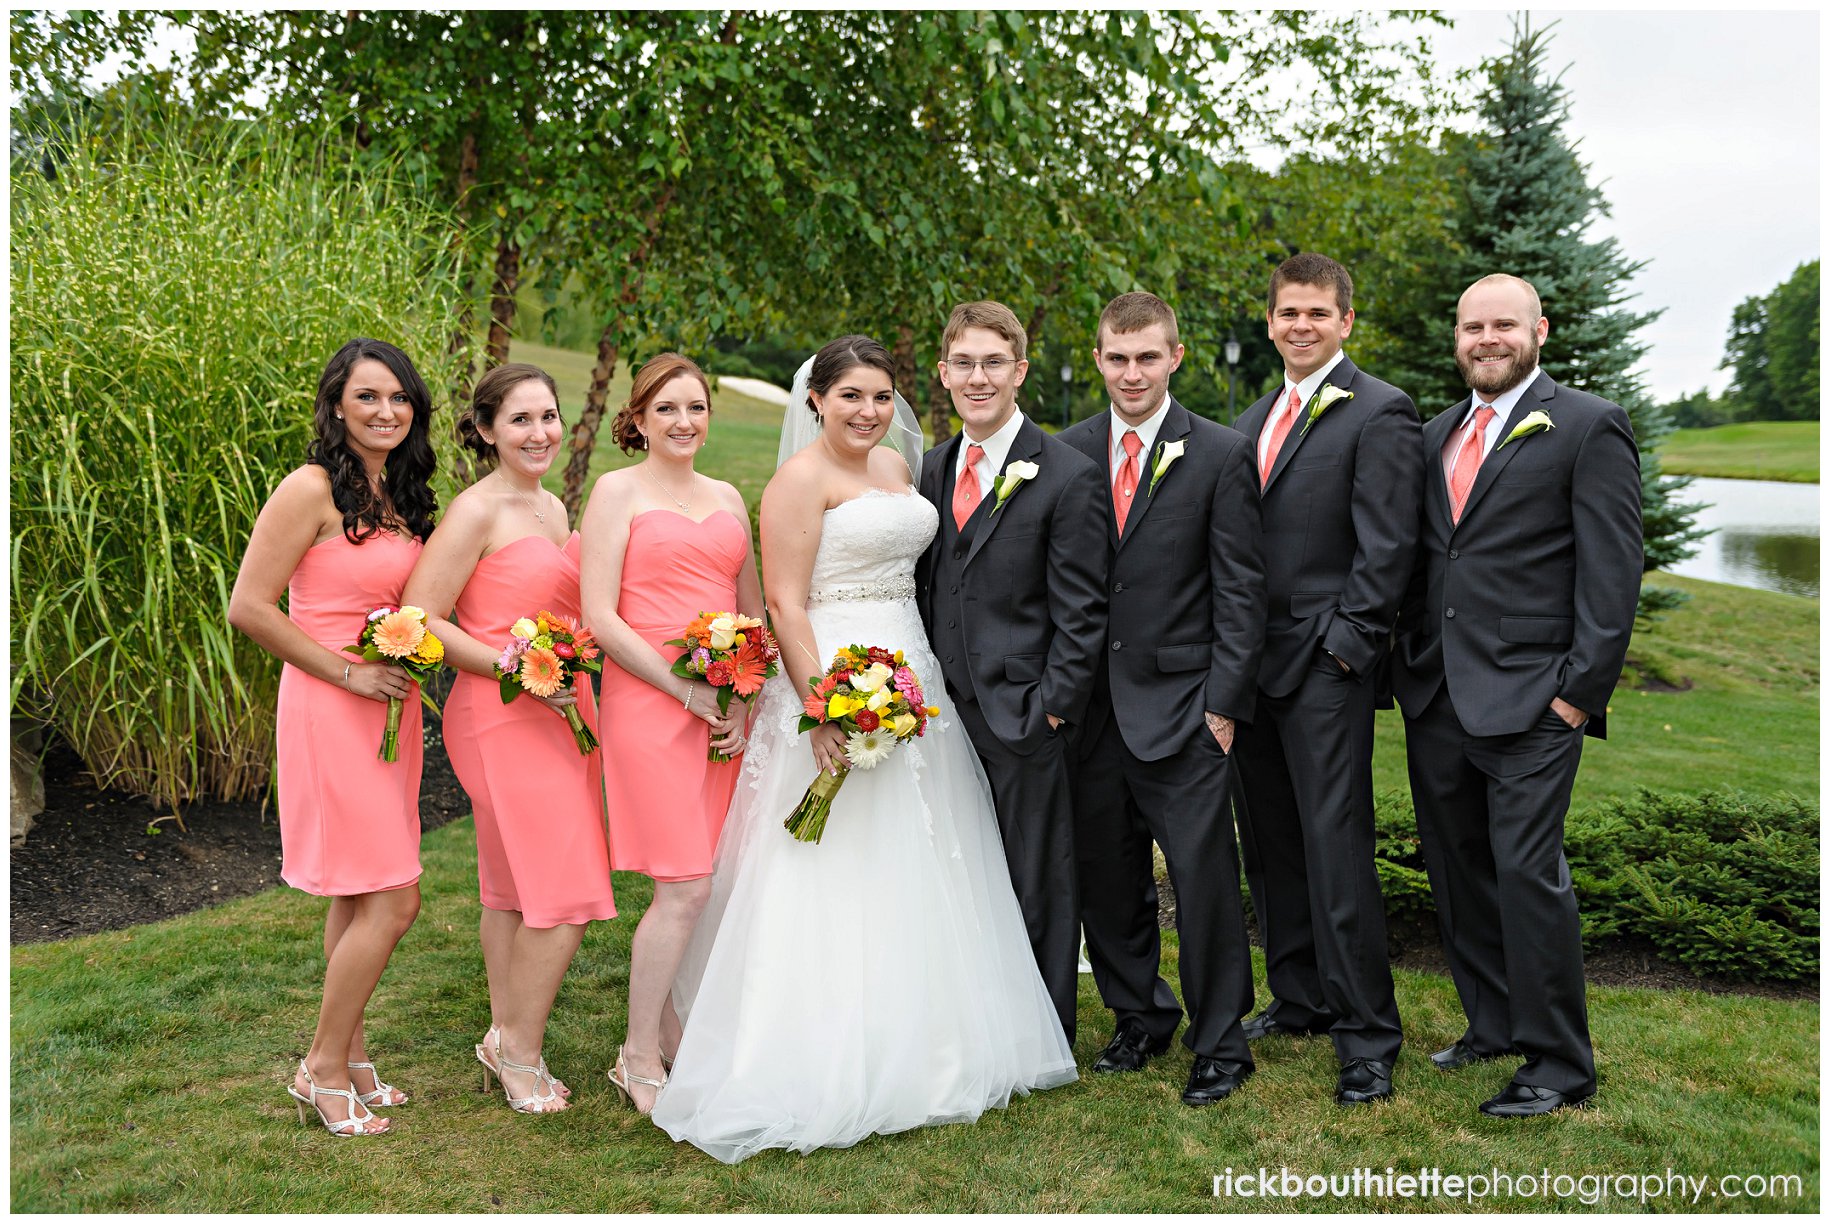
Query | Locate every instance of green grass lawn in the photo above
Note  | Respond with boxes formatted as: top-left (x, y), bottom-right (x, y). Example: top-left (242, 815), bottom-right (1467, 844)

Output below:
top-left (11, 825), bottom-right (1819, 1212)
top-left (1662, 421), bottom-right (1819, 483)
top-left (1369, 574), bottom-right (1819, 809)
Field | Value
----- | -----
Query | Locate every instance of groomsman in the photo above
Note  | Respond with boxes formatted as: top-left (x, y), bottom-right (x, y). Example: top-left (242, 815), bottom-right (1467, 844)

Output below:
top-left (916, 300), bottom-right (1109, 1045)
top-left (1058, 292), bottom-right (1266, 1105)
top-left (1230, 253), bottom-right (1421, 1105)
top-left (1392, 273), bottom-right (1640, 1117)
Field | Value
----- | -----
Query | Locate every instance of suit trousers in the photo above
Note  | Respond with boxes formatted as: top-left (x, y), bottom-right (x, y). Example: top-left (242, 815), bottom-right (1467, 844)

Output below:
top-left (1404, 685), bottom-right (1596, 1094)
top-left (1072, 711), bottom-right (1254, 1065)
top-left (1234, 651), bottom-right (1402, 1064)
top-left (950, 689), bottom-right (1080, 1046)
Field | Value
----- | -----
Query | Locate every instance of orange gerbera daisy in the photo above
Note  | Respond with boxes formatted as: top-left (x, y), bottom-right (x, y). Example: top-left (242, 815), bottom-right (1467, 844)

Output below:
top-left (730, 643), bottom-right (768, 697)
top-left (519, 646), bottom-right (565, 697)
top-left (802, 688), bottom-right (830, 721)
top-left (370, 611), bottom-right (426, 659)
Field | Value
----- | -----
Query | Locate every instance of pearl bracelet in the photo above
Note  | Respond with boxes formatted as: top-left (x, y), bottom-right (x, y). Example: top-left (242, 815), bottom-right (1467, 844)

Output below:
top-left (682, 682), bottom-right (696, 712)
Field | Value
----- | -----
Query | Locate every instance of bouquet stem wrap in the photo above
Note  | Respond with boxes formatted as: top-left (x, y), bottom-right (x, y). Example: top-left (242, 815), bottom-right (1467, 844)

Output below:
top-left (379, 695), bottom-right (404, 763)
top-left (785, 766), bottom-right (850, 843)
top-left (564, 705), bottom-right (599, 756)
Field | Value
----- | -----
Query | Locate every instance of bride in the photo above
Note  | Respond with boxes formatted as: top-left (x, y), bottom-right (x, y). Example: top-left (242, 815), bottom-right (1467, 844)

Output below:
top-left (649, 335), bottom-right (1077, 1163)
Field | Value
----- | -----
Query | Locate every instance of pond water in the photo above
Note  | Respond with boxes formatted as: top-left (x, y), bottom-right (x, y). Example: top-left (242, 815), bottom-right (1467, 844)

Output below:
top-left (1663, 477), bottom-right (1819, 599)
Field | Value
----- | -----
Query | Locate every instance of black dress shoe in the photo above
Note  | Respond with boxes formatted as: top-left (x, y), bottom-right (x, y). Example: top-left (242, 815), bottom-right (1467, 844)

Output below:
top-left (1429, 1039), bottom-right (1518, 1071)
top-left (1334, 1058), bottom-right (1393, 1105)
top-left (1181, 1057), bottom-right (1253, 1106)
top-left (1091, 1019), bottom-right (1172, 1074)
top-left (1479, 1082), bottom-right (1594, 1118)
top-left (1241, 1011), bottom-right (1331, 1041)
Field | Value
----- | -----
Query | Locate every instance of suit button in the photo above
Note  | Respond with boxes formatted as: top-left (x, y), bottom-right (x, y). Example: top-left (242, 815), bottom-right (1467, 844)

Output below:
top-left (952, 548), bottom-right (965, 559)
top-left (1445, 608), bottom-right (1456, 619)
top-left (1449, 549), bottom-right (1460, 559)
top-left (949, 586), bottom-right (958, 594)
top-left (1112, 641), bottom-right (1124, 651)
top-left (1113, 582), bottom-right (1125, 593)
top-left (947, 621), bottom-right (956, 629)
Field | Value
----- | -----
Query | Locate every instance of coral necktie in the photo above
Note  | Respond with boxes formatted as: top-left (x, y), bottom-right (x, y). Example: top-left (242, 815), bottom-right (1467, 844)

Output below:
top-left (1260, 386), bottom-right (1302, 488)
top-left (1448, 404), bottom-right (1497, 524)
top-left (953, 443), bottom-right (986, 531)
top-left (1113, 430), bottom-right (1144, 535)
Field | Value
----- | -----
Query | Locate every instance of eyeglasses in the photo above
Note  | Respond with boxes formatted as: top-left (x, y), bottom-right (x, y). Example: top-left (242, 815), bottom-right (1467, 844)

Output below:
top-left (947, 357), bottom-right (1017, 379)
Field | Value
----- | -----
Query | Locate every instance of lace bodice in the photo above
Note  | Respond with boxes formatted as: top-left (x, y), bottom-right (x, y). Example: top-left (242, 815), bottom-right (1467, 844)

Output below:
top-left (806, 489), bottom-right (937, 603)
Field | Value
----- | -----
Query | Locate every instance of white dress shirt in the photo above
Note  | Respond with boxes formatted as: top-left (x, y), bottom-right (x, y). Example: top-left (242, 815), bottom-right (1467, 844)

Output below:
top-left (1260, 349), bottom-right (1348, 475)
top-left (955, 408), bottom-right (1028, 499)
top-left (1445, 366), bottom-right (1538, 468)
top-left (1107, 396), bottom-right (1174, 474)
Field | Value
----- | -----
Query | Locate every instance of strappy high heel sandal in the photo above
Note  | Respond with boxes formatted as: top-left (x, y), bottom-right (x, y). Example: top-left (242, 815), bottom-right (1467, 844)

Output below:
top-left (607, 1044), bottom-right (667, 1116)
top-left (348, 1060), bottom-right (408, 1108)
top-left (484, 1031), bottom-right (565, 1114)
top-left (288, 1061), bottom-right (389, 1137)
top-left (477, 1025), bottom-right (570, 1099)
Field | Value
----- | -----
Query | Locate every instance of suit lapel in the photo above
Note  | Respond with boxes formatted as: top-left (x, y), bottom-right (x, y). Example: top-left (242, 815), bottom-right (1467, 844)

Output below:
top-left (1263, 357), bottom-right (1357, 493)
top-left (1455, 371), bottom-right (1555, 530)
top-left (1062, 418), bottom-right (1120, 551)
top-left (962, 417), bottom-right (1043, 571)
top-left (1424, 400), bottom-right (1463, 531)
top-left (1235, 388), bottom-right (1277, 450)
top-left (1116, 398), bottom-right (1192, 552)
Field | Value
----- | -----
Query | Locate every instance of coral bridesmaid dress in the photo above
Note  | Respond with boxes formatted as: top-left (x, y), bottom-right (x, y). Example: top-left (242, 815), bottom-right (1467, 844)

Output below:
top-left (442, 533), bottom-right (617, 927)
top-left (277, 532), bottom-right (425, 896)
top-left (601, 509), bottom-right (749, 880)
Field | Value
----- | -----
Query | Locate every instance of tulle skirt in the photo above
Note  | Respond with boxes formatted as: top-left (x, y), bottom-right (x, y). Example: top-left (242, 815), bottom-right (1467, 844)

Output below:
top-left (650, 595), bottom-right (1076, 1163)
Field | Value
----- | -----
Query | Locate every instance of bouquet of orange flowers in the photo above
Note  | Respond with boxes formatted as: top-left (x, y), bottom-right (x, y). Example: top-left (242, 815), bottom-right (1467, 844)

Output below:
top-left (785, 645), bottom-right (938, 844)
top-left (347, 605), bottom-right (446, 762)
top-left (666, 611), bottom-right (782, 762)
top-left (494, 610), bottom-right (604, 755)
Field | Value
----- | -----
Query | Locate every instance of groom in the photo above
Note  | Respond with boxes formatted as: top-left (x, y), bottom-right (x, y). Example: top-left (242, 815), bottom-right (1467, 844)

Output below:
top-left (1057, 291), bottom-right (1266, 1105)
top-left (916, 300), bottom-right (1109, 1045)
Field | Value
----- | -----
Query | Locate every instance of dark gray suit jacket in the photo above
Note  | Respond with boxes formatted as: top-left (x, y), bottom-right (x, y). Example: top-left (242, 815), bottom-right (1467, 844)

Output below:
top-left (916, 416), bottom-right (1109, 754)
top-left (1057, 398), bottom-right (1266, 761)
top-left (1392, 369), bottom-right (1641, 739)
top-left (1234, 356), bottom-right (1423, 698)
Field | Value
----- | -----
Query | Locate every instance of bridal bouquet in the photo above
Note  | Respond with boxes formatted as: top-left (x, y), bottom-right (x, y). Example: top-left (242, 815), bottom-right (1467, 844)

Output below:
top-left (347, 606), bottom-right (446, 762)
top-left (666, 611), bottom-right (782, 762)
top-left (786, 645), bottom-right (939, 844)
top-left (494, 610), bottom-right (604, 755)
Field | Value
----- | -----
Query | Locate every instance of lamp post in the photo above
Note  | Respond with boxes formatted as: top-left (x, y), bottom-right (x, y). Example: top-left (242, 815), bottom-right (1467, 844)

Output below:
top-left (1060, 362), bottom-right (1073, 430)
top-left (1223, 333), bottom-right (1242, 425)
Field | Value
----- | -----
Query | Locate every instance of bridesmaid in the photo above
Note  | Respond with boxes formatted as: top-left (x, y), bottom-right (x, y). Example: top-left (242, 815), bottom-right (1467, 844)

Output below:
top-left (402, 362), bottom-right (618, 1115)
top-left (580, 352), bottom-right (760, 1113)
top-left (229, 338), bottom-right (438, 1137)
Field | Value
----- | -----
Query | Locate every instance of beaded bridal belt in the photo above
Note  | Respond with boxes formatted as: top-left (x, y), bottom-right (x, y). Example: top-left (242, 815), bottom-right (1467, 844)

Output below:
top-left (806, 576), bottom-right (918, 606)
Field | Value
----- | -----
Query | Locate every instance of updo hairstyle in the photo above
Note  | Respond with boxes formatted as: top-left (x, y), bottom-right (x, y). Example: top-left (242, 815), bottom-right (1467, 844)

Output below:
top-left (456, 362), bottom-right (560, 466)
top-left (611, 352), bottom-right (711, 455)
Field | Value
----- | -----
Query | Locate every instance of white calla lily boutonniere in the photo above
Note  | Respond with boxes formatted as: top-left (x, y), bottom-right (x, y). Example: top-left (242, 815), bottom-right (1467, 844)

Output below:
top-left (1147, 438), bottom-right (1185, 496)
top-left (990, 460), bottom-right (1039, 516)
top-left (1497, 408), bottom-right (1555, 450)
top-left (1301, 384), bottom-right (1354, 436)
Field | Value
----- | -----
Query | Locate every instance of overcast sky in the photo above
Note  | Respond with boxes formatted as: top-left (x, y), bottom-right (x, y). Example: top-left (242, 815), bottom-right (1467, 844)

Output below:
top-left (1428, 8), bottom-right (1820, 400)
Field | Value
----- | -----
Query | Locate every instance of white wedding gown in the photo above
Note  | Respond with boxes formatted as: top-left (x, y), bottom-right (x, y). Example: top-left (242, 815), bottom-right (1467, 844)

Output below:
top-left (651, 489), bottom-right (1077, 1163)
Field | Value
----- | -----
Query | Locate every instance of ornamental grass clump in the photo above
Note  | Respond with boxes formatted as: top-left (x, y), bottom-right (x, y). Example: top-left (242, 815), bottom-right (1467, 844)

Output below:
top-left (10, 120), bottom-right (472, 808)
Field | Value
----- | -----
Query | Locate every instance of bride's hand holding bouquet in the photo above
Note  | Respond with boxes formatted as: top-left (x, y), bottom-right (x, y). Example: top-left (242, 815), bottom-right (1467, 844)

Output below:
top-left (786, 645), bottom-right (939, 844)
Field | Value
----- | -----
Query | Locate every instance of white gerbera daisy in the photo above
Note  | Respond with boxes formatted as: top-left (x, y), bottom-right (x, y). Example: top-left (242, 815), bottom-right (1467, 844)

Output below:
top-left (844, 728), bottom-right (897, 770)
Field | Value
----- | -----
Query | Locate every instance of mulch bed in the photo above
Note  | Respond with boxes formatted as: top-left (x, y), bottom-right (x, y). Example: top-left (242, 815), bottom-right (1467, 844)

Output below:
top-left (11, 728), bottom-right (468, 945)
top-left (11, 734), bottom-right (1815, 1002)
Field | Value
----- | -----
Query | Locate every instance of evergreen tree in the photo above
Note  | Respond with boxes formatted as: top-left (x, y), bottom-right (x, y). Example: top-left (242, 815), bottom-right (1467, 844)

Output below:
top-left (1381, 17), bottom-right (1705, 620)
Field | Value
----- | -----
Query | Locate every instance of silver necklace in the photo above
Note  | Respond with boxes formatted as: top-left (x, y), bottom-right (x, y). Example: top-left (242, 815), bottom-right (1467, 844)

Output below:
top-left (500, 475), bottom-right (545, 522)
top-left (642, 462), bottom-right (693, 513)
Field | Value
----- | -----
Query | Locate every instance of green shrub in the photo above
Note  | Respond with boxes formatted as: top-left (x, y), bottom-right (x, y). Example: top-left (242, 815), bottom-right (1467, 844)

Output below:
top-left (1565, 789), bottom-right (1819, 982)
top-left (10, 119), bottom-right (472, 807)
